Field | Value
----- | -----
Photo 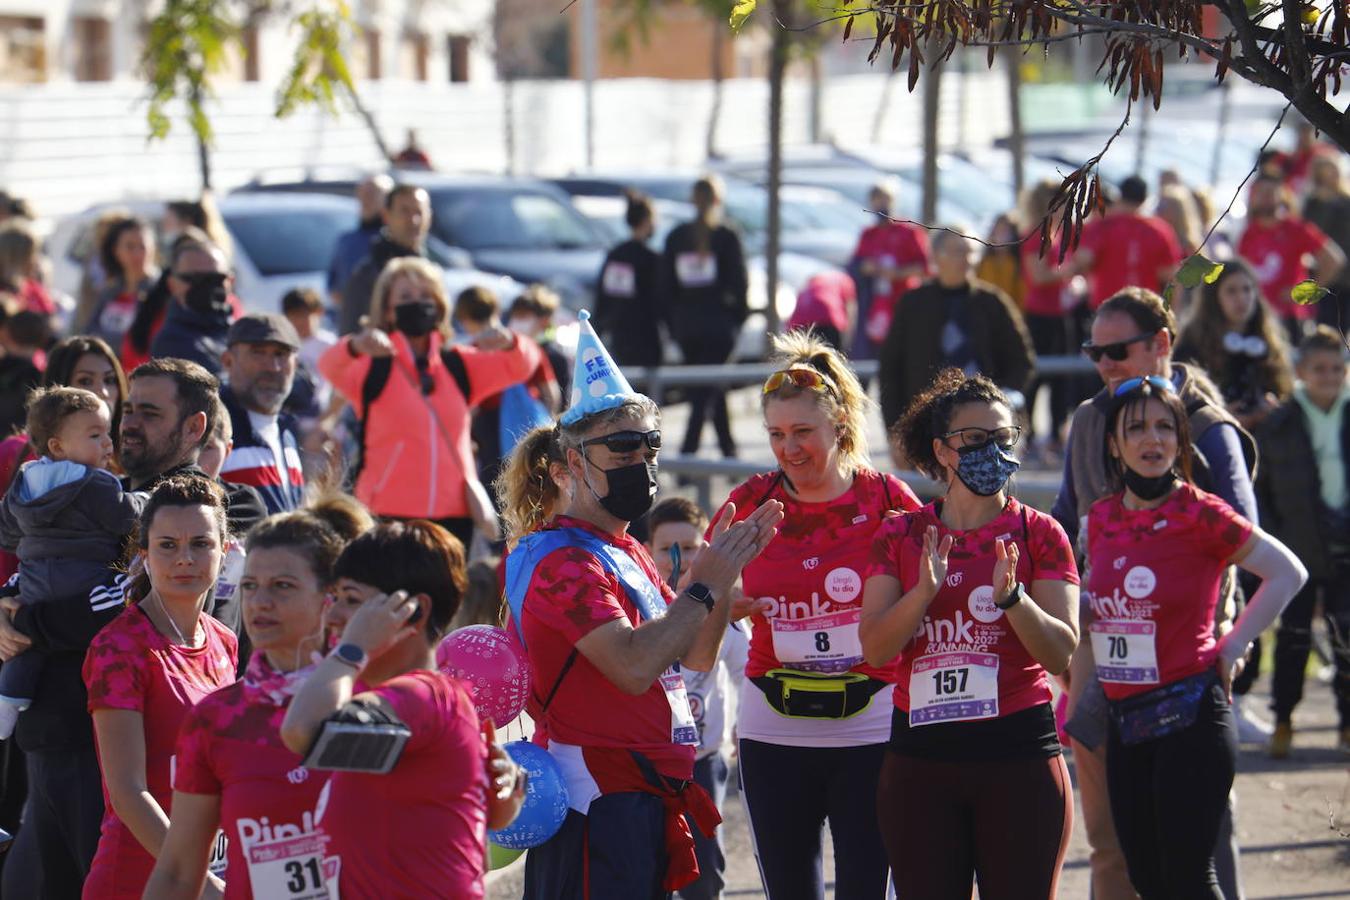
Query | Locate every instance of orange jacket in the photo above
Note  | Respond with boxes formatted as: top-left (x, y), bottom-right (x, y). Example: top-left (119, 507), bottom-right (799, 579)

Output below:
top-left (321, 331), bottom-right (541, 519)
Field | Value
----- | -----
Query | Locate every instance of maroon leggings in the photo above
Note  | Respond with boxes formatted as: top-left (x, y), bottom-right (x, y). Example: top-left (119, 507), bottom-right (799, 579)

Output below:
top-left (877, 750), bottom-right (1072, 900)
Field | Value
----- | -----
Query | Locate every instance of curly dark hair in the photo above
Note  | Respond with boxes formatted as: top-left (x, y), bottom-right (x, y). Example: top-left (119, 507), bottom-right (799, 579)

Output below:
top-left (894, 369), bottom-right (1010, 482)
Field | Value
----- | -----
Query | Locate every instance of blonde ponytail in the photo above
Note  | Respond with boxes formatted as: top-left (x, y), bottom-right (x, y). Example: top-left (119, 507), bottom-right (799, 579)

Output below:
top-left (495, 424), bottom-right (566, 546)
top-left (765, 329), bottom-right (873, 474)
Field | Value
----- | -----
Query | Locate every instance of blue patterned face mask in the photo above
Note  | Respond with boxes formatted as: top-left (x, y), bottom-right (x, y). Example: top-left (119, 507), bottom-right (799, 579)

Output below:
top-left (954, 439), bottom-right (1021, 497)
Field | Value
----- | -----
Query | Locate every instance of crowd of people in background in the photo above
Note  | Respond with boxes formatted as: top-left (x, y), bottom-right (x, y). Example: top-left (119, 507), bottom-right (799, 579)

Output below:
top-left (0, 121), bottom-right (1341, 900)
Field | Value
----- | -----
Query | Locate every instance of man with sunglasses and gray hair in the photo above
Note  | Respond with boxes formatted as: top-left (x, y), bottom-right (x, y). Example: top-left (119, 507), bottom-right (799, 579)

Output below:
top-left (1053, 285), bottom-right (1257, 900)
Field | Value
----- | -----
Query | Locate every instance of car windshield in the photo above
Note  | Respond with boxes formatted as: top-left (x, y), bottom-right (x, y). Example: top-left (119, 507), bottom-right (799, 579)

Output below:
top-left (224, 208), bottom-right (352, 276)
top-left (431, 190), bottom-right (601, 251)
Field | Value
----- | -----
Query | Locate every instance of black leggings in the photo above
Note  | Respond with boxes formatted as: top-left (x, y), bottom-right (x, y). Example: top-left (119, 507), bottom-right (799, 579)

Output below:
top-left (1271, 575), bottom-right (1350, 726)
top-left (738, 739), bottom-right (890, 900)
top-left (876, 749), bottom-right (1071, 899)
top-left (1106, 680), bottom-right (1237, 899)
top-left (676, 332), bottom-right (737, 457)
top-left (2, 745), bottom-right (104, 900)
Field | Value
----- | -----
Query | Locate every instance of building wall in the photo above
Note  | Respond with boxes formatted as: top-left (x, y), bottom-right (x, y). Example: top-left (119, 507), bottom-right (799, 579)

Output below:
top-left (0, 0), bottom-right (496, 85)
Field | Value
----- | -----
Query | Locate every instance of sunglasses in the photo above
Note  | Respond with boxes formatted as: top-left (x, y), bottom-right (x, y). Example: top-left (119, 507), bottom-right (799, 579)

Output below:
top-left (941, 425), bottom-right (1023, 449)
top-left (1081, 331), bottom-right (1158, 362)
top-left (763, 367), bottom-right (832, 395)
top-left (1113, 375), bottom-right (1175, 397)
top-left (581, 429), bottom-right (662, 454)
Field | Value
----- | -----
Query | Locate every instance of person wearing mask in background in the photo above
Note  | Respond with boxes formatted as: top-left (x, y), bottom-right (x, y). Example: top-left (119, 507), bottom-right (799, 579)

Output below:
top-left (80, 216), bottom-right (158, 347)
top-left (1302, 155), bottom-right (1350, 332)
top-left (339, 184), bottom-right (431, 336)
top-left (507, 284), bottom-right (572, 402)
top-left (497, 316), bottom-right (783, 897)
top-left (879, 229), bottom-right (1036, 466)
top-left (720, 332), bottom-right (920, 900)
top-left (662, 175), bottom-right (749, 459)
top-left (1174, 258), bottom-right (1295, 434)
top-left (280, 521), bottom-right (528, 899)
top-left (1086, 377), bottom-right (1305, 898)
top-left (1053, 287), bottom-right (1257, 900)
top-left (861, 370), bottom-right (1080, 900)
top-left (0, 219), bottom-right (56, 318)
top-left (850, 181), bottom-right (930, 361)
top-left (144, 496), bottom-right (373, 900)
top-left (1255, 326), bottom-right (1350, 758)
top-left (218, 314), bottom-right (305, 515)
top-left (82, 475), bottom-right (238, 900)
top-left (327, 173), bottom-right (393, 308)
top-left (321, 257), bottom-right (540, 550)
top-left (1238, 173), bottom-right (1344, 342)
top-left (148, 237), bottom-right (236, 377)
top-left (0, 387), bottom-right (144, 741)
top-left (1068, 175), bottom-right (1182, 311)
top-left (0, 308), bottom-right (49, 440)
top-left (645, 497), bottom-right (750, 900)
top-left (1019, 180), bottom-right (1074, 460)
top-left (594, 190), bottom-right (664, 368)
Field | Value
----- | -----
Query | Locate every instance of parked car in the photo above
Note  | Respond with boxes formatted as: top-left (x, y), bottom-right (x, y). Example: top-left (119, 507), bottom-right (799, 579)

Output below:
top-left (235, 173), bottom-right (608, 311)
top-left (45, 193), bottom-right (522, 318)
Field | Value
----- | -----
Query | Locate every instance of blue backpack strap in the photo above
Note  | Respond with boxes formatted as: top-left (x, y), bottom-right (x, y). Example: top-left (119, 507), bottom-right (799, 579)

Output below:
top-left (504, 527), bottom-right (667, 646)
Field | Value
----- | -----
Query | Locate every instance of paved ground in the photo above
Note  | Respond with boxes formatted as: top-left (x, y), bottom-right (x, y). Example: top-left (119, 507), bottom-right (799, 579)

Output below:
top-left (488, 386), bottom-right (1350, 899)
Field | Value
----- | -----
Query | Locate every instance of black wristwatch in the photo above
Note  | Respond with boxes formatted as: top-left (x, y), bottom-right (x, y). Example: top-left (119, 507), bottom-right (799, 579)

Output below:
top-left (683, 582), bottom-right (715, 613)
top-left (995, 582), bottom-right (1026, 610)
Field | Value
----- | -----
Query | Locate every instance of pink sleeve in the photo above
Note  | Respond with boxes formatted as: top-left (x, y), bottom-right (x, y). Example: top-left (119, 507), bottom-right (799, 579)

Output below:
top-left (460, 336), bottom-right (544, 407)
top-left (864, 516), bottom-right (908, 581)
top-left (173, 703), bottom-right (222, 795)
top-left (374, 672), bottom-right (476, 755)
top-left (318, 338), bottom-right (374, 413)
top-left (1028, 511), bottom-right (1081, 585)
top-left (884, 473), bottom-right (923, 513)
top-left (83, 627), bottom-right (147, 714)
top-left (526, 547), bottom-right (629, 645)
top-left (1194, 491), bottom-right (1255, 560)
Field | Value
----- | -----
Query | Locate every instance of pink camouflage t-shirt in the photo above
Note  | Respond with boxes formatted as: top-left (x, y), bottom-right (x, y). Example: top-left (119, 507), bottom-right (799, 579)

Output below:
top-left (1086, 483), bottom-right (1253, 701)
top-left (318, 670), bottom-right (490, 899)
top-left (83, 604), bottom-right (237, 899)
top-left (174, 658), bottom-right (331, 899)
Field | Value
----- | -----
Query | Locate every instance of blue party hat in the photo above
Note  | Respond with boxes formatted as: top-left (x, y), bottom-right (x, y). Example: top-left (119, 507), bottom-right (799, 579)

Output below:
top-left (561, 310), bottom-right (647, 426)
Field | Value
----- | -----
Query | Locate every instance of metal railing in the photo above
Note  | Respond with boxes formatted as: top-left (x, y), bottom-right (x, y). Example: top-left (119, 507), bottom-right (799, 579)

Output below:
top-left (659, 455), bottom-right (1064, 513)
top-left (625, 355), bottom-right (1095, 401)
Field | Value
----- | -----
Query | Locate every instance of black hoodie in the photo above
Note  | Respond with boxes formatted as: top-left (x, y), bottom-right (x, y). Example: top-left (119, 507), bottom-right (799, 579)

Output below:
top-left (339, 232), bottom-right (422, 336)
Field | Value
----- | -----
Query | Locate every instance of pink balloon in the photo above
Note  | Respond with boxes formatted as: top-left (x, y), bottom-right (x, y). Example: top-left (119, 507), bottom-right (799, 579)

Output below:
top-left (436, 625), bottom-right (532, 725)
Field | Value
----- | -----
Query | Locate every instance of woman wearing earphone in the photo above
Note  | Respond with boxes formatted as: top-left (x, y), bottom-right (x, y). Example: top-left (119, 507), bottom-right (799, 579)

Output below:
top-left (860, 370), bottom-right (1081, 900)
top-left (717, 332), bottom-right (920, 899)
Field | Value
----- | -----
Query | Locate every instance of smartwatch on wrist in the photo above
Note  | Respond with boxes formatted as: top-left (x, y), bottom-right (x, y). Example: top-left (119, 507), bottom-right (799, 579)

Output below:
top-left (330, 642), bottom-right (368, 672)
top-left (995, 582), bottom-right (1026, 611)
top-left (683, 582), bottom-right (715, 613)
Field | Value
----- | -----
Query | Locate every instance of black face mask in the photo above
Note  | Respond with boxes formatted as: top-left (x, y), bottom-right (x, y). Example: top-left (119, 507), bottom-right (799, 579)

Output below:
top-left (394, 301), bottom-right (440, 338)
top-left (584, 456), bottom-right (658, 523)
top-left (1121, 466), bottom-right (1177, 501)
top-left (182, 273), bottom-right (230, 316)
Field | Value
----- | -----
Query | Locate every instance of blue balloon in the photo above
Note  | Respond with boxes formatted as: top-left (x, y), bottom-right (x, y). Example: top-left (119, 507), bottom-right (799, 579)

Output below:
top-left (488, 741), bottom-right (570, 850)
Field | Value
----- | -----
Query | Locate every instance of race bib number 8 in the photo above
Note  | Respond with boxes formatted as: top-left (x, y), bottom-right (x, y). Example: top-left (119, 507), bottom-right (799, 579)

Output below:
top-left (908, 651), bottom-right (999, 726)
top-left (1090, 620), bottom-right (1159, 684)
top-left (770, 609), bottom-right (863, 674)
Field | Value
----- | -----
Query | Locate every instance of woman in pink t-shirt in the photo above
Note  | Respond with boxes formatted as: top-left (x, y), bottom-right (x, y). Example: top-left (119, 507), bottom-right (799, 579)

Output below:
top-left (82, 474), bottom-right (239, 899)
top-left (1084, 376), bottom-right (1305, 898)
top-left (860, 369), bottom-right (1081, 900)
top-left (144, 496), bottom-right (373, 899)
top-left (280, 521), bottom-right (526, 900)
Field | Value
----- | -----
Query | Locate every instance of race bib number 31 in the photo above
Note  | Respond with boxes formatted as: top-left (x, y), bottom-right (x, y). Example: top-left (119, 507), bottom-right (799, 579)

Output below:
top-left (246, 833), bottom-right (340, 900)
top-left (1090, 620), bottom-right (1159, 684)
top-left (909, 652), bottom-right (999, 726)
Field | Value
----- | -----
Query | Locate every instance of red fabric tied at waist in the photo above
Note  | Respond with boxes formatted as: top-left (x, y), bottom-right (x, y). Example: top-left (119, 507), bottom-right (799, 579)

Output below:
top-left (581, 746), bottom-right (722, 891)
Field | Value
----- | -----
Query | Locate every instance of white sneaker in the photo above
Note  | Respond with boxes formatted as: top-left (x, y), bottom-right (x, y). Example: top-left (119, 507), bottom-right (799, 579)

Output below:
top-left (0, 701), bottom-right (19, 741)
top-left (1233, 695), bottom-right (1274, 744)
